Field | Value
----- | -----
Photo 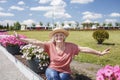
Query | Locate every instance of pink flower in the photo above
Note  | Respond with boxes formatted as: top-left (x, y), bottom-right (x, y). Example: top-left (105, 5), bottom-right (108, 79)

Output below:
top-left (0, 35), bottom-right (26, 47)
top-left (116, 76), bottom-right (120, 80)
top-left (96, 65), bottom-right (120, 80)
top-left (104, 65), bottom-right (113, 77)
top-left (96, 68), bottom-right (104, 76)
top-left (96, 75), bottom-right (104, 80)
top-left (114, 65), bottom-right (120, 73)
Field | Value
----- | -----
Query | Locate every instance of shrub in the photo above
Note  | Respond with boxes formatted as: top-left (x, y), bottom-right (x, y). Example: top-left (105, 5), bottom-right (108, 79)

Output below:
top-left (92, 30), bottom-right (109, 44)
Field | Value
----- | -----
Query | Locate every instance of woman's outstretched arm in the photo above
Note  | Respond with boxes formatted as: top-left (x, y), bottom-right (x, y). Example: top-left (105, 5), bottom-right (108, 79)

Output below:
top-left (14, 31), bottom-right (45, 48)
top-left (78, 46), bottom-right (110, 56)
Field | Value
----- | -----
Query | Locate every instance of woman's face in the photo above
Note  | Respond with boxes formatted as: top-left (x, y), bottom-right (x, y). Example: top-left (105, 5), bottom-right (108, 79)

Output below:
top-left (53, 33), bottom-right (66, 43)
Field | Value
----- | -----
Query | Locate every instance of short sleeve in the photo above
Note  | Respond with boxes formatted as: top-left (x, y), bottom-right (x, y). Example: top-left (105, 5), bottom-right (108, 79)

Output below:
top-left (71, 43), bottom-right (80, 55)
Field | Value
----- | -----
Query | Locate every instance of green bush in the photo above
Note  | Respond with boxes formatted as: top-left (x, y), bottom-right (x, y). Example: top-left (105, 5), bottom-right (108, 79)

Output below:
top-left (92, 30), bottom-right (109, 44)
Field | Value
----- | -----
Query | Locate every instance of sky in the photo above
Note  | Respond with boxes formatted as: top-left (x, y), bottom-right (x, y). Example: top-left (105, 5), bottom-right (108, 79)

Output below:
top-left (0, 0), bottom-right (120, 26)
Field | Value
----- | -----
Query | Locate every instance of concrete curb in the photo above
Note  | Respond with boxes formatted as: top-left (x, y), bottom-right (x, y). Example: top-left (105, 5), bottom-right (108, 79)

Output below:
top-left (0, 45), bottom-right (44, 80)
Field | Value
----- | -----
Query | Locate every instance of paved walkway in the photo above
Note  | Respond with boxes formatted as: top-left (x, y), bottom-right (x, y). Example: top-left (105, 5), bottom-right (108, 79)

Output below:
top-left (71, 60), bottom-right (101, 80)
top-left (0, 47), bottom-right (28, 80)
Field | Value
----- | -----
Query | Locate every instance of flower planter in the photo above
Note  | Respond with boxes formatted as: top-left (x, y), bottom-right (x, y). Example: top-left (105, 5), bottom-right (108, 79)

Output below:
top-left (26, 57), bottom-right (48, 74)
top-left (6, 45), bottom-right (20, 55)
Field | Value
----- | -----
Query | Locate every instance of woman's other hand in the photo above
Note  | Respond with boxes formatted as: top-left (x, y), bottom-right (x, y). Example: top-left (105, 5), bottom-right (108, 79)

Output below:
top-left (99, 48), bottom-right (110, 56)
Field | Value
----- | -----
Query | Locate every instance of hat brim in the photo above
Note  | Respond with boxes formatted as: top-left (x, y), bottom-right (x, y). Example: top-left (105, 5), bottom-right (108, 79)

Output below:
top-left (49, 29), bottom-right (69, 38)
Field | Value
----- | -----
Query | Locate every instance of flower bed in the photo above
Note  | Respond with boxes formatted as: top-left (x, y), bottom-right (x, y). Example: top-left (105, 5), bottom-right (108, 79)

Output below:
top-left (14, 54), bottom-right (47, 80)
top-left (0, 35), bottom-right (26, 55)
top-left (20, 44), bottom-right (50, 74)
top-left (0, 35), bottom-right (26, 47)
top-left (96, 65), bottom-right (120, 80)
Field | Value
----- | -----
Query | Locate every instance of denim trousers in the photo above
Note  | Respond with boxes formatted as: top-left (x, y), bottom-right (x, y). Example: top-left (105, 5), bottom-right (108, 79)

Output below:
top-left (45, 68), bottom-right (71, 80)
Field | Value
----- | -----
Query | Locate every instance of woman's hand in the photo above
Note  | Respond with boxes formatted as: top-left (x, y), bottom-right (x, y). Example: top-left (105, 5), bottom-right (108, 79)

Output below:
top-left (99, 48), bottom-right (110, 56)
top-left (13, 31), bottom-right (19, 39)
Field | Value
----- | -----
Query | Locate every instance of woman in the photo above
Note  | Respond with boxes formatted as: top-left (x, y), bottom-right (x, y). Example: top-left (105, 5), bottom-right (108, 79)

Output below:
top-left (14, 27), bottom-right (110, 80)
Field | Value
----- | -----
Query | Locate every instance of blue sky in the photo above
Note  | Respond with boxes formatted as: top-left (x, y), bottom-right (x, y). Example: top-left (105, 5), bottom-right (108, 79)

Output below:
top-left (0, 0), bottom-right (120, 26)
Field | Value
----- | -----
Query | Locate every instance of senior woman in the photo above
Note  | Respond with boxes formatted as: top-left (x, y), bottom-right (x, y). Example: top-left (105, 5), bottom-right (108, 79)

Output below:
top-left (14, 27), bottom-right (110, 80)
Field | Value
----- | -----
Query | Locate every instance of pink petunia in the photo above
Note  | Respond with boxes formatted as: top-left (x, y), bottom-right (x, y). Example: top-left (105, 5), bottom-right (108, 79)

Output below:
top-left (96, 75), bottom-right (104, 80)
top-left (104, 65), bottom-right (113, 77)
top-left (96, 65), bottom-right (120, 80)
top-left (114, 65), bottom-right (120, 73)
top-left (97, 68), bottom-right (104, 76)
top-left (0, 35), bottom-right (26, 47)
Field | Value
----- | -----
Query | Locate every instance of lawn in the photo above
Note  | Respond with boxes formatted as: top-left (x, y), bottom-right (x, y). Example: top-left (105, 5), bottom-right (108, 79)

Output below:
top-left (9, 30), bottom-right (120, 66)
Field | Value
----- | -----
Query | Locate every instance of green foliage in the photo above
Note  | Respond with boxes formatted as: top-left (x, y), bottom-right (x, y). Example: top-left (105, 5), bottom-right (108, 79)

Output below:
top-left (92, 30), bottom-right (109, 44)
top-left (0, 24), bottom-right (4, 29)
top-left (13, 22), bottom-right (21, 30)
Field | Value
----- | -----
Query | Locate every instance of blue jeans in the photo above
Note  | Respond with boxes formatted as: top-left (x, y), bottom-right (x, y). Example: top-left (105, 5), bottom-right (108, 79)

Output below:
top-left (45, 68), bottom-right (71, 80)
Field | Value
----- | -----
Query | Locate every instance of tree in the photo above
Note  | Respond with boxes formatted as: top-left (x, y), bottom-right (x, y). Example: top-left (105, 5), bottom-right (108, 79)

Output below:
top-left (32, 23), bottom-right (35, 27)
top-left (75, 21), bottom-right (79, 29)
top-left (81, 23), bottom-right (86, 29)
top-left (39, 22), bottom-right (43, 26)
top-left (47, 22), bottom-right (50, 29)
top-left (68, 23), bottom-right (72, 27)
top-left (13, 22), bottom-right (21, 30)
top-left (31, 23), bottom-right (36, 29)
top-left (54, 23), bottom-right (57, 28)
top-left (108, 23), bottom-right (112, 27)
top-left (115, 22), bottom-right (120, 27)
top-left (107, 23), bottom-right (113, 29)
top-left (81, 22), bottom-right (93, 29)
top-left (102, 23), bottom-right (106, 27)
top-left (6, 23), bottom-right (9, 30)
top-left (61, 23), bottom-right (65, 27)
top-left (0, 24), bottom-right (4, 29)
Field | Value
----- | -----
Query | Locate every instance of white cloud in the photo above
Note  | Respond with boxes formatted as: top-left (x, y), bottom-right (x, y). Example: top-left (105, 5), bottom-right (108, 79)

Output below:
top-left (10, 6), bottom-right (24, 11)
top-left (0, 20), bottom-right (15, 26)
top-left (105, 19), bottom-right (117, 23)
top-left (0, 12), bottom-right (14, 17)
top-left (64, 21), bottom-right (76, 24)
top-left (0, 0), bottom-right (7, 3)
top-left (50, 0), bottom-right (66, 7)
top-left (31, 0), bottom-right (69, 18)
top-left (39, 0), bottom-right (51, 4)
top-left (110, 12), bottom-right (120, 17)
top-left (82, 11), bottom-right (102, 20)
top-left (44, 11), bottom-right (71, 19)
top-left (22, 19), bottom-right (35, 26)
top-left (0, 7), bottom-right (4, 11)
top-left (83, 19), bottom-right (92, 23)
top-left (39, 0), bottom-right (66, 7)
top-left (30, 0), bottom-right (70, 19)
top-left (30, 6), bottom-right (53, 11)
top-left (18, 1), bottom-right (25, 5)
top-left (71, 0), bottom-right (94, 4)
top-left (30, 5), bottom-right (67, 16)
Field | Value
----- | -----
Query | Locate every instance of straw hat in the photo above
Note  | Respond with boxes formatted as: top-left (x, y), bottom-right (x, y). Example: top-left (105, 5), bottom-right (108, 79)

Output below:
top-left (49, 27), bottom-right (69, 38)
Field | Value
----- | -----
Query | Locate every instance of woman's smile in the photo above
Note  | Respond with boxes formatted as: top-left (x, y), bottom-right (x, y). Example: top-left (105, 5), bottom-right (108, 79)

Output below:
top-left (54, 33), bottom-right (65, 42)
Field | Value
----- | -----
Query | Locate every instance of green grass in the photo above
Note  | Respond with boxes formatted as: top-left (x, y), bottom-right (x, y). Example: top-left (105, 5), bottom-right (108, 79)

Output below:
top-left (9, 30), bottom-right (120, 66)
